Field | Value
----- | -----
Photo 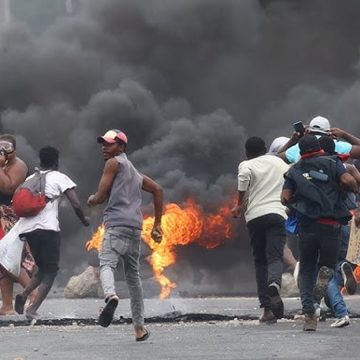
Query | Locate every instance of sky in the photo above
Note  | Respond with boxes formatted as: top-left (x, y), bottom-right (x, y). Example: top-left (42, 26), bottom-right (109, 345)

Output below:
top-left (1, 0), bottom-right (360, 293)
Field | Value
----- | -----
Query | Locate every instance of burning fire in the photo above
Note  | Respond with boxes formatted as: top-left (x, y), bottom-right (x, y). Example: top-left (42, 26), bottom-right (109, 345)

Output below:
top-left (86, 198), bottom-right (234, 298)
top-left (354, 266), bottom-right (360, 282)
top-left (340, 265), bottom-right (360, 295)
top-left (86, 224), bottom-right (105, 252)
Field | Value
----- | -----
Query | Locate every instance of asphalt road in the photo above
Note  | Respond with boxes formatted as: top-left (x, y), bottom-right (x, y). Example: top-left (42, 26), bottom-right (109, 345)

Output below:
top-left (1, 319), bottom-right (359, 360)
top-left (1, 296), bottom-right (360, 359)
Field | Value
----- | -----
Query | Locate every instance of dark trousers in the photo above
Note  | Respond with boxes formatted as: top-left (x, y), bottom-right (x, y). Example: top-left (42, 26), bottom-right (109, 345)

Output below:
top-left (23, 229), bottom-right (61, 283)
top-left (247, 214), bottom-right (286, 309)
top-left (297, 221), bottom-right (341, 315)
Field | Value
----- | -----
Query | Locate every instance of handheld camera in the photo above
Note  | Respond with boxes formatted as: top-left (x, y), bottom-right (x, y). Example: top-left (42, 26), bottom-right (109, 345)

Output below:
top-left (293, 121), bottom-right (305, 136)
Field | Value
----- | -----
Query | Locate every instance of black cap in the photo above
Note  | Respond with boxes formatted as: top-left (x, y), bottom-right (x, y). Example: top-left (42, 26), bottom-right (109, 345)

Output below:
top-left (299, 135), bottom-right (321, 155)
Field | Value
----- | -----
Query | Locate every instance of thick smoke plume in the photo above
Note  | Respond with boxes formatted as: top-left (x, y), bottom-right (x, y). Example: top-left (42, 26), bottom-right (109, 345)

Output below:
top-left (1, 0), bottom-right (360, 294)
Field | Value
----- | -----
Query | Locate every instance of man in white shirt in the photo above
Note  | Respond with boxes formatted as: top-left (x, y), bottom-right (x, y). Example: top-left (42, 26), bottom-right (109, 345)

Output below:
top-left (232, 137), bottom-right (289, 324)
top-left (14, 146), bottom-right (89, 319)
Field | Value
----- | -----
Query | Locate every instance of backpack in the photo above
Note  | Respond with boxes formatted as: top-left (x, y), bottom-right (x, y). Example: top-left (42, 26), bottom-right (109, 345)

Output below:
top-left (12, 168), bottom-right (49, 218)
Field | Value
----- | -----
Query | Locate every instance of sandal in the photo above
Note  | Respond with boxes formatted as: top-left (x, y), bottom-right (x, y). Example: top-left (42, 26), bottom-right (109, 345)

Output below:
top-left (98, 295), bottom-right (119, 328)
top-left (136, 329), bottom-right (150, 342)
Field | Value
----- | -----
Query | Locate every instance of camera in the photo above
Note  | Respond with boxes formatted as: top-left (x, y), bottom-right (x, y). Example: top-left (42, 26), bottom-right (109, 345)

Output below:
top-left (293, 121), bottom-right (305, 136)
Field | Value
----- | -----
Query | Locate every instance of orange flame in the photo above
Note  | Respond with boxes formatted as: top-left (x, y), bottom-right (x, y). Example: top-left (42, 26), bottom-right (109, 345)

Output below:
top-left (353, 266), bottom-right (360, 283)
top-left (142, 198), bottom-right (233, 298)
top-left (86, 224), bottom-right (105, 252)
top-left (341, 265), bottom-right (360, 295)
top-left (85, 198), bottom-right (234, 299)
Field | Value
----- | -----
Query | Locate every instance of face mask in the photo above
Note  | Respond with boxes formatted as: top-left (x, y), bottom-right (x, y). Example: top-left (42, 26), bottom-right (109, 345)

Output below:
top-left (0, 141), bottom-right (14, 154)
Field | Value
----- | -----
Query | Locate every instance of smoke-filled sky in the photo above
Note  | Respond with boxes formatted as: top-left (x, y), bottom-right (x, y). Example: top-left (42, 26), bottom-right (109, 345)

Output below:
top-left (1, 0), bottom-right (360, 292)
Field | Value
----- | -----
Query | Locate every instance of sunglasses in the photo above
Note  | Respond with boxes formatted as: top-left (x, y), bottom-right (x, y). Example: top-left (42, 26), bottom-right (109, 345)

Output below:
top-left (0, 141), bottom-right (15, 154)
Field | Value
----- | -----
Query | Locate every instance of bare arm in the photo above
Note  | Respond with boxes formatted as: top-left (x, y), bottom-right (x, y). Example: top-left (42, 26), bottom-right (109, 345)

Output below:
top-left (345, 163), bottom-right (360, 187)
top-left (330, 128), bottom-right (360, 158)
top-left (0, 157), bottom-right (28, 195)
top-left (231, 191), bottom-right (247, 218)
top-left (64, 188), bottom-right (89, 226)
top-left (87, 158), bottom-right (118, 206)
top-left (276, 132), bottom-right (302, 163)
top-left (349, 145), bottom-right (360, 159)
top-left (142, 175), bottom-right (163, 242)
top-left (330, 128), bottom-right (360, 146)
top-left (340, 172), bottom-right (358, 193)
top-left (281, 189), bottom-right (294, 206)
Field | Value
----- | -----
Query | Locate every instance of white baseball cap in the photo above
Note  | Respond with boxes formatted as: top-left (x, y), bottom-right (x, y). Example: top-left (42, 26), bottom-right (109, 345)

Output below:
top-left (267, 136), bottom-right (289, 155)
top-left (308, 116), bottom-right (330, 135)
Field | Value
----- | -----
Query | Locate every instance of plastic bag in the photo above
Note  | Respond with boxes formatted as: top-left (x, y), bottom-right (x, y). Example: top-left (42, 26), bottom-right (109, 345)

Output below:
top-left (0, 222), bottom-right (24, 276)
top-left (12, 168), bottom-right (47, 218)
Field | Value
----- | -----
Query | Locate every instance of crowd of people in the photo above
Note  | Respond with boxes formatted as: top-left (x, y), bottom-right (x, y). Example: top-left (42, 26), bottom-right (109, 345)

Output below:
top-left (232, 115), bottom-right (360, 331)
top-left (0, 129), bottom-right (163, 342)
top-left (0, 116), bottom-right (360, 340)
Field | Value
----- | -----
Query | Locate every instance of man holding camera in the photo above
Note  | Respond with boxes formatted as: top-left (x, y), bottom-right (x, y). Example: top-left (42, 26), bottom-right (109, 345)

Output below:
top-left (277, 116), bottom-right (360, 164)
top-left (281, 135), bottom-right (358, 331)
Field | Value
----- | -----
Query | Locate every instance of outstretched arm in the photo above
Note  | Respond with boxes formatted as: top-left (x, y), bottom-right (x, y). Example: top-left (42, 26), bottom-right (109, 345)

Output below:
top-left (142, 175), bottom-right (163, 242)
top-left (276, 132), bottom-right (302, 163)
top-left (64, 188), bottom-right (89, 226)
top-left (330, 128), bottom-right (360, 146)
top-left (330, 128), bottom-right (360, 159)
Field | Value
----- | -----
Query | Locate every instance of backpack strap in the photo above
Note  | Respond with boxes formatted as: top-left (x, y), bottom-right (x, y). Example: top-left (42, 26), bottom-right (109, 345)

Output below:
top-left (34, 167), bottom-right (52, 195)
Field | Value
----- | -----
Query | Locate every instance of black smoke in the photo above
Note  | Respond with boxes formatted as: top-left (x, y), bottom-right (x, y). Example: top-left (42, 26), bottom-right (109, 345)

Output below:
top-left (1, 0), bottom-right (360, 295)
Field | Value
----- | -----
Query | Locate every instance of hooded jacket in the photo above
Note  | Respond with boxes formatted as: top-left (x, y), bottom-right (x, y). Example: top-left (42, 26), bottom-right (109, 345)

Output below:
top-left (284, 155), bottom-right (355, 223)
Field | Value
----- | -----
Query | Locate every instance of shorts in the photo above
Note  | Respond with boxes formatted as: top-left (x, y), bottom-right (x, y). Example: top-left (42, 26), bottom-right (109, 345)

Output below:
top-left (22, 229), bottom-right (61, 275)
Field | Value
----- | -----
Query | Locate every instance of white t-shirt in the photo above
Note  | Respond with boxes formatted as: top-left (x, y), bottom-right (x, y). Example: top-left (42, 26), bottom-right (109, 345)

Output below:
top-left (237, 154), bottom-right (289, 223)
top-left (18, 170), bottom-right (76, 233)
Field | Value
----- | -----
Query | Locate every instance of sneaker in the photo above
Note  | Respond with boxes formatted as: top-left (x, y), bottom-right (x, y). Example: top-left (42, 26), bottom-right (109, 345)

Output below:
top-left (293, 261), bottom-right (300, 288)
top-left (303, 313), bottom-right (317, 331)
top-left (313, 266), bottom-right (332, 304)
top-left (259, 309), bottom-right (277, 324)
top-left (98, 294), bottom-right (119, 328)
top-left (314, 303), bottom-right (321, 319)
top-left (330, 315), bottom-right (350, 328)
top-left (268, 282), bottom-right (284, 319)
top-left (341, 262), bottom-right (357, 295)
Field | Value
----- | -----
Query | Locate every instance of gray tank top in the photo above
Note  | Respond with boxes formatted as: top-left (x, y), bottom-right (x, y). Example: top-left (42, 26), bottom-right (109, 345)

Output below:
top-left (103, 153), bottom-right (143, 229)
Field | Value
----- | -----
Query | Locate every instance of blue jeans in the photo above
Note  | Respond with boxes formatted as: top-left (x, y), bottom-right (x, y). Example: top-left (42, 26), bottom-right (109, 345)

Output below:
top-left (327, 268), bottom-right (348, 318)
top-left (98, 225), bottom-right (144, 327)
top-left (326, 225), bottom-right (351, 318)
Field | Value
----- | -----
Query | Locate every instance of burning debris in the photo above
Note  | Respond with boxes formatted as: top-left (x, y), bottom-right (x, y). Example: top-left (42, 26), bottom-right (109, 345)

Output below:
top-left (142, 198), bottom-right (233, 298)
